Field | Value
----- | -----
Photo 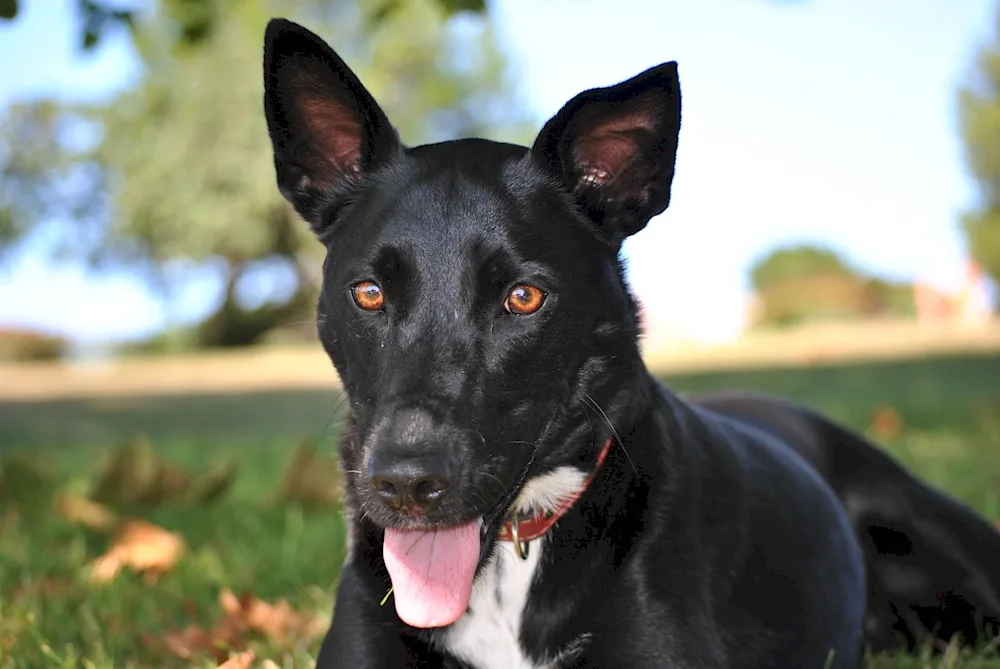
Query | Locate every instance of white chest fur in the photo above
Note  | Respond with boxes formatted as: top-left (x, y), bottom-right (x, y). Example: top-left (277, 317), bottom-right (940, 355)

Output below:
top-left (436, 539), bottom-right (549, 669)
top-left (434, 465), bottom-right (591, 669)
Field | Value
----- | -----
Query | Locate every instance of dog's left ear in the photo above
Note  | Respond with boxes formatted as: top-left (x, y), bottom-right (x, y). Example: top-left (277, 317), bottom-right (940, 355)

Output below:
top-left (531, 63), bottom-right (681, 243)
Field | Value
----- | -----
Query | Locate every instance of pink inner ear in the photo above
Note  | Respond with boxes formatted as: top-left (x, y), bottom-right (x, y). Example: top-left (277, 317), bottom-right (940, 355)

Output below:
top-left (573, 106), bottom-right (658, 188)
top-left (300, 93), bottom-right (363, 183)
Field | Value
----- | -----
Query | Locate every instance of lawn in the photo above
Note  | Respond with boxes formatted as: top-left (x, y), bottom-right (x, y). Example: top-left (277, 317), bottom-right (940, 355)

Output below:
top-left (2, 352), bottom-right (1000, 667)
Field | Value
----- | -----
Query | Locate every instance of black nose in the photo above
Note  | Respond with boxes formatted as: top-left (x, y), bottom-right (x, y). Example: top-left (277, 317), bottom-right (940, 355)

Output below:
top-left (369, 450), bottom-right (453, 515)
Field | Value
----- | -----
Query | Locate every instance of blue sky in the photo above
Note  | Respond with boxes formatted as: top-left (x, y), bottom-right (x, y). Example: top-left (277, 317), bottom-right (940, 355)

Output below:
top-left (0, 0), bottom-right (996, 345)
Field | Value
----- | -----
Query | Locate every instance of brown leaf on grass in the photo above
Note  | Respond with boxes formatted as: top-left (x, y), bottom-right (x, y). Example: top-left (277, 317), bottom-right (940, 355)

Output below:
top-left (90, 433), bottom-right (167, 506)
top-left (158, 589), bottom-right (323, 662)
top-left (217, 587), bottom-right (326, 645)
top-left (161, 619), bottom-right (245, 662)
top-left (186, 459), bottom-right (238, 505)
top-left (53, 493), bottom-right (119, 532)
top-left (87, 434), bottom-right (238, 509)
top-left (88, 519), bottom-right (186, 583)
top-left (90, 434), bottom-right (199, 507)
top-left (869, 405), bottom-right (903, 441)
top-left (216, 651), bottom-right (256, 669)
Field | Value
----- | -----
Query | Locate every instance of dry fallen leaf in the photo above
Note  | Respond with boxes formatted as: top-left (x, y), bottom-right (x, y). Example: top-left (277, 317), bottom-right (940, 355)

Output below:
top-left (158, 589), bottom-right (323, 662)
top-left (89, 519), bottom-right (186, 583)
top-left (217, 587), bottom-right (326, 645)
top-left (216, 650), bottom-right (255, 668)
top-left (869, 405), bottom-right (903, 441)
top-left (158, 588), bottom-right (326, 667)
top-left (54, 493), bottom-right (119, 532)
top-left (156, 611), bottom-right (247, 663)
top-left (162, 624), bottom-right (238, 662)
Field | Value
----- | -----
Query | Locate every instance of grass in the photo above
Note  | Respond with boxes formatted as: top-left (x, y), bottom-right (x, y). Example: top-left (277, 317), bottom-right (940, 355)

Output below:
top-left (1, 351), bottom-right (1000, 667)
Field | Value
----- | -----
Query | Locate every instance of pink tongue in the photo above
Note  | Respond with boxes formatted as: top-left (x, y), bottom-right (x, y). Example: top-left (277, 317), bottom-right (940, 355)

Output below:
top-left (383, 519), bottom-right (482, 629)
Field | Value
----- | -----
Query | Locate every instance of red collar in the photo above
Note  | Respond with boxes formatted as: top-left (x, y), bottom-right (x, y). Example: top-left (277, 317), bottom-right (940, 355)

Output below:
top-left (498, 437), bottom-right (613, 552)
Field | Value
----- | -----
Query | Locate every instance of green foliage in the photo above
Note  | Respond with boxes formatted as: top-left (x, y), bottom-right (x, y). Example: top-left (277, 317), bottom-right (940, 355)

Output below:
top-left (866, 277), bottom-right (917, 318)
top-left (0, 0), bottom-right (487, 49)
top-left (0, 102), bottom-right (105, 260)
top-left (749, 243), bottom-right (857, 291)
top-left (95, 0), bottom-right (525, 263)
top-left (0, 0), bottom-right (16, 21)
top-left (959, 7), bottom-right (1000, 303)
top-left (749, 244), bottom-right (914, 328)
top-left (97, 12), bottom-right (297, 266)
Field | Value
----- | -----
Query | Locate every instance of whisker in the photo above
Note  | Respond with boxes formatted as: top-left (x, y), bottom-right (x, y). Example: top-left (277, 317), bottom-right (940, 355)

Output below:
top-left (583, 393), bottom-right (638, 479)
top-left (475, 471), bottom-right (505, 488)
top-left (310, 391), bottom-right (351, 457)
top-left (459, 428), bottom-right (487, 447)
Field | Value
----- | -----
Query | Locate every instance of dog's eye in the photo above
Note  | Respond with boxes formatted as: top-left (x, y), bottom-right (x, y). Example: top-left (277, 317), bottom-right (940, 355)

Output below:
top-left (351, 281), bottom-right (385, 311)
top-left (504, 284), bottom-right (546, 315)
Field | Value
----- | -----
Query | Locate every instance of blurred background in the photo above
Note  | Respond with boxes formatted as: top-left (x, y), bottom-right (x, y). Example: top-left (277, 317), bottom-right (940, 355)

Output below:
top-left (1, 1), bottom-right (1000, 667)
top-left (1, 0), bottom-right (998, 363)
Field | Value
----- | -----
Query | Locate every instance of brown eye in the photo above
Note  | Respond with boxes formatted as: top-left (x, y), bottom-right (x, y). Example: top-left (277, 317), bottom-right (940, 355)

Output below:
top-left (351, 281), bottom-right (384, 311)
top-left (504, 284), bottom-right (546, 315)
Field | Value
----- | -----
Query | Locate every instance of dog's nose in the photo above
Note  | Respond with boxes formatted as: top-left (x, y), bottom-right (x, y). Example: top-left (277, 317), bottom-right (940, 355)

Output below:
top-left (369, 450), bottom-right (453, 515)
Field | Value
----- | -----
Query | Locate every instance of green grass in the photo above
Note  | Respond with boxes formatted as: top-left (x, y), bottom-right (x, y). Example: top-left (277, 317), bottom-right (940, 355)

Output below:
top-left (2, 352), bottom-right (1000, 667)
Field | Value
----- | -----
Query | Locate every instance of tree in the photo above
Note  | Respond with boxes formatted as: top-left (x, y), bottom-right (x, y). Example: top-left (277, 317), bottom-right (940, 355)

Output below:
top-left (749, 244), bottom-right (856, 292)
top-left (0, 0), bottom-right (531, 347)
top-left (748, 244), bottom-right (914, 327)
top-left (959, 6), bottom-right (1000, 310)
top-left (0, 102), bottom-right (105, 260)
top-left (0, 0), bottom-right (488, 49)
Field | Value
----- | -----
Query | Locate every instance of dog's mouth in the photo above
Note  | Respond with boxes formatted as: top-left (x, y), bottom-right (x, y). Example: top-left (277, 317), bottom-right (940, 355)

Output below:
top-left (381, 473), bottom-right (531, 630)
top-left (382, 516), bottom-right (485, 629)
top-left (365, 428), bottom-right (550, 629)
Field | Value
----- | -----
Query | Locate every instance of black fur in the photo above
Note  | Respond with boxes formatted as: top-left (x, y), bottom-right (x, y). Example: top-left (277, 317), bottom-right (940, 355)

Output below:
top-left (691, 391), bottom-right (1000, 654)
top-left (261, 18), bottom-right (1000, 668)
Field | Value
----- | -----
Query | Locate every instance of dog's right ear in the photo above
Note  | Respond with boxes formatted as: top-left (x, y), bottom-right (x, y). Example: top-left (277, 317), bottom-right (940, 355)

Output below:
top-left (263, 19), bottom-right (401, 233)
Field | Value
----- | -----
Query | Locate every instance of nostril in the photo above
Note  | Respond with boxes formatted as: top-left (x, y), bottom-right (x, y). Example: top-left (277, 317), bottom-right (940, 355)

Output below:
top-left (373, 478), bottom-right (401, 507)
top-left (413, 478), bottom-right (449, 505)
top-left (368, 446), bottom-right (455, 514)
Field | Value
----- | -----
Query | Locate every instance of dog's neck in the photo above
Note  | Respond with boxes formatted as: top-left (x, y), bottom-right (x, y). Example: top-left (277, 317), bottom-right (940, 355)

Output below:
top-left (498, 436), bottom-right (613, 554)
top-left (515, 369), bottom-right (666, 549)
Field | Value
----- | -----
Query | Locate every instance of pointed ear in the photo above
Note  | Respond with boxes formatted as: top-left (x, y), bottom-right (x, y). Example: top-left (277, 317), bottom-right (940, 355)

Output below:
top-left (263, 19), bottom-right (401, 233)
top-left (531, 63), bottom-right (681, 243)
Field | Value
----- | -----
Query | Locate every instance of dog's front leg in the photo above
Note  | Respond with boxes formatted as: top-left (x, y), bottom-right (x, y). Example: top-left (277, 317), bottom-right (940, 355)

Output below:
top-left (315, 560), bottom-right (442, 669)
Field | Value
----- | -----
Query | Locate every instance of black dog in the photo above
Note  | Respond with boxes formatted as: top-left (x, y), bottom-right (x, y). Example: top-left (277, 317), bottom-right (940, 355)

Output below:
top-left (262, 19), bottom-right (1000, 668)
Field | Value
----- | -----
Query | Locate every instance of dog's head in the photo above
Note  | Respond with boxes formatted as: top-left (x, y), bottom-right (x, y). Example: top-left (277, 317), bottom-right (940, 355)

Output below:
top-left (263, 18), bottom-right (680, 628)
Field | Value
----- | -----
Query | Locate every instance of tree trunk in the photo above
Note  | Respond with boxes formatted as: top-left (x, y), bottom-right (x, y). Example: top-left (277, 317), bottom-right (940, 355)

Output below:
top-left (196, 259), bottom-right (252, 348)
top-left (195, 255), bottom-right (319, 348)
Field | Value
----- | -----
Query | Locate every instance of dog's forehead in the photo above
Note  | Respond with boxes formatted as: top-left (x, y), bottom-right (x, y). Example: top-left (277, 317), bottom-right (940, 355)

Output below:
top-left (371, 142), bottom-right (564, 257)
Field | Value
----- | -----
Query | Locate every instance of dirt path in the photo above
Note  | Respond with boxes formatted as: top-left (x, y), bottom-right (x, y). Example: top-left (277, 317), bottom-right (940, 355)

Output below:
top-left (2, 319), bottom-right (999, 402)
